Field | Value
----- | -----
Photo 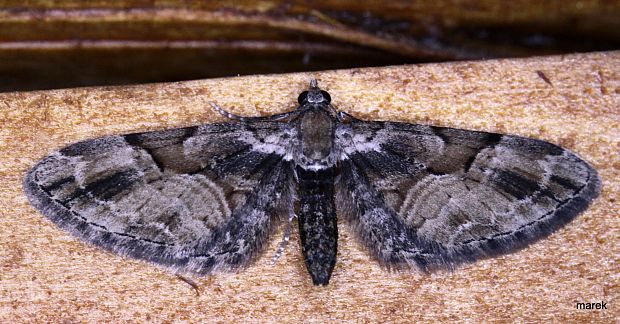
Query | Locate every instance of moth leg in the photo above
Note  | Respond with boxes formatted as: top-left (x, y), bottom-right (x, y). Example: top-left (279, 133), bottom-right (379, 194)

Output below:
top-left (271, 202), bottom-right (296, 264)
top-left (209, 102), bottom-right (300, 122)
top-left (175, 274), bottom-right (201, 297)
top-left (336, 110), bottom-right (359, 123)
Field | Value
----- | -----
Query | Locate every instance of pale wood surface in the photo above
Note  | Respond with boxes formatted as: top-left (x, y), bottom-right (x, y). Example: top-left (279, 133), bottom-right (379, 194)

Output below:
top-left (0, 52), bottom-right (618, 322)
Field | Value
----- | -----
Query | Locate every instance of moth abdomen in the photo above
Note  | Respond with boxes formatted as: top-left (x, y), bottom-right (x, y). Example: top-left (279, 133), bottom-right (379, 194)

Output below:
top-left (296, 166), bottom-right (338, 285)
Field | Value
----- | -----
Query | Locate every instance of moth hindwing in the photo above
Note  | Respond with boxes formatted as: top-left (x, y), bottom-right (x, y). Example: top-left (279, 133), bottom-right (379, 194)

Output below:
top-left (24, 79), bottom-right (601, 285)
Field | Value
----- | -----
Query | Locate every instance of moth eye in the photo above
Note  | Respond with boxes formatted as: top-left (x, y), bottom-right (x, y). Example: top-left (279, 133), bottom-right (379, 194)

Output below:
top-left (298, 91), bottom-right (309, 104)
top-left (321, 91), bottom-right (331, 104)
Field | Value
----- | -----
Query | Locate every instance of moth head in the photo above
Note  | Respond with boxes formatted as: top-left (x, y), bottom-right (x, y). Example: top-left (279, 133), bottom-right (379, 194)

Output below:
top-left (298, 80), bottom-right (331, 105)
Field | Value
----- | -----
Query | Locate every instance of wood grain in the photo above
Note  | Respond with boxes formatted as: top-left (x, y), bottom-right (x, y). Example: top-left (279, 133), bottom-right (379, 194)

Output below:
top-left (0, 51), bottom-right (618, 322)
top-left (2, 1), bottom-right (620, 92)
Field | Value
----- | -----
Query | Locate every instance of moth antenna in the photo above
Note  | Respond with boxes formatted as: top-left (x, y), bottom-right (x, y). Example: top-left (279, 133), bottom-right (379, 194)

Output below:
top-left (337, 111), bottom-right (358, 123)
top-left (210, 101), bottom-right (300, 122)
top-left (209, 101), bottom-right (249, 121)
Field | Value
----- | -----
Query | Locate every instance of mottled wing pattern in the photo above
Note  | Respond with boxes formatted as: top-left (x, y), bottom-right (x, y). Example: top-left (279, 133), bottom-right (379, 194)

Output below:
top-left (335, 120), bottom-right (601, 270)
top-left (23, 122), bottom-right (295, 274)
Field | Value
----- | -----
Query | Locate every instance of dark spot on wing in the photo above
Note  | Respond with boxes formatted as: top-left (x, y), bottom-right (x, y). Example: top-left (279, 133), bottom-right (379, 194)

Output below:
top-left (84, 170), bottom-right (140, 200)
top-left (493, 169), bottom-right (541, 200)
top-left (550, 174), bottom-right (581, 191)
top-left (463, 133), bottom-right (502, 172)
top-left (41, 176), bottom-right (76, 192)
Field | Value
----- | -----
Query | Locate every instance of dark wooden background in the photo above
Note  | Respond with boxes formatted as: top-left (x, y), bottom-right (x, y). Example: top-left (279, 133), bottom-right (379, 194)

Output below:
top-left (1, 1), bottom-right (619, 92)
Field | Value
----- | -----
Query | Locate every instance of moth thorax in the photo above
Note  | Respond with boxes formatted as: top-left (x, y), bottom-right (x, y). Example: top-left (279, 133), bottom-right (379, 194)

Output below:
top-left (299, 109), bottom-right (336, 163)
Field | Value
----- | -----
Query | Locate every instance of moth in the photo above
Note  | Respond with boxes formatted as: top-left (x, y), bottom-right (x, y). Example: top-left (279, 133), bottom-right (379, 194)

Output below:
top-left (24, 80), bottom-right (601, 285)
